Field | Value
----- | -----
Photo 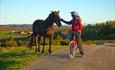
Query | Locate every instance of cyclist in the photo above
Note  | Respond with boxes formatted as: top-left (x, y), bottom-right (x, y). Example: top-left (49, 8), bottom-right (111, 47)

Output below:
top-left (61, 11), bottom-right (84, 57)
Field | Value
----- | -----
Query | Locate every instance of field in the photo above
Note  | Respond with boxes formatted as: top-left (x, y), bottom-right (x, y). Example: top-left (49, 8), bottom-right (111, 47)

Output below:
top-left (0, 25), bottom-right (69, 70)
top-left (0, 45), bottom-right (67, 70)
top-left (0, 25), bottom-right (32, 32)
top-left (0, 33), bottom-right (29, 39)
top-left (0, 23), bottom-right (114, 70)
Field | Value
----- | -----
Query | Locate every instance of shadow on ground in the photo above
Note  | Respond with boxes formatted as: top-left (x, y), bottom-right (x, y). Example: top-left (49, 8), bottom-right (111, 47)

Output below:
top-left (46, 53), bottom-right (69, 60)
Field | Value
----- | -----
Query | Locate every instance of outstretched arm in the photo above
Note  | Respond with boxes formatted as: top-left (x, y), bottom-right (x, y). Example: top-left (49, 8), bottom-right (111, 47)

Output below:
top-left (61, 19), bottom-right (71, 25)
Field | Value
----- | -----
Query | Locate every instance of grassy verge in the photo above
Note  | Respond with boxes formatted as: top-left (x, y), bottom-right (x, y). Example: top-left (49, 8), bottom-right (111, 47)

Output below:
top-left (82, 40), bottom-right (95, 45)
top-left (0, 32), bottom-right (28, 39)
top-left (0, 45), bottom-right (67, 70)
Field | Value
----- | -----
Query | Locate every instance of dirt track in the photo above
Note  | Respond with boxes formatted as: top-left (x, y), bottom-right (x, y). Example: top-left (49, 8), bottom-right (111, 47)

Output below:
top-left (25, 43), bottom-right (115, 70)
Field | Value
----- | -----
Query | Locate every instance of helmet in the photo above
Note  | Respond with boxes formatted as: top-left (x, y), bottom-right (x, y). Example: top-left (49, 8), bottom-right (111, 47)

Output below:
top-left (70, 11), bottom-right (79, 17)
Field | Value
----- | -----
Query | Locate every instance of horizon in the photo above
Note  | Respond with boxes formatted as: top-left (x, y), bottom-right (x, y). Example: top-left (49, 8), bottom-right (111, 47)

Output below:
top-left (0, 20), bottom-right (114, 26)
top-left (0, 0), bottom-right (115, 25)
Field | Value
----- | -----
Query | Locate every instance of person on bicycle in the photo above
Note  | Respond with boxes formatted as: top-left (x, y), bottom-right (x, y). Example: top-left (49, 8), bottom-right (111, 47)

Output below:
top-left (61, 11), bottom-right (84, 57)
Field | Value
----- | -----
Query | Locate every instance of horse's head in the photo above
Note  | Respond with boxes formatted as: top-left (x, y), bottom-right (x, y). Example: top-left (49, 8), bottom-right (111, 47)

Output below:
top-left (50, 11), bottom-right (62, 27)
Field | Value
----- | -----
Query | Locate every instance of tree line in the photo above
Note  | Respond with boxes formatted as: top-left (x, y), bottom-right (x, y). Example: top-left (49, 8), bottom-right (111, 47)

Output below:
top-left (82, 21), bottom-right (115, 40)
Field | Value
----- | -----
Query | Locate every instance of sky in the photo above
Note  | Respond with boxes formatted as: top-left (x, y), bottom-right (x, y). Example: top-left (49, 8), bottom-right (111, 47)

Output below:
top-left (0, 0), bottom-right (115, 25)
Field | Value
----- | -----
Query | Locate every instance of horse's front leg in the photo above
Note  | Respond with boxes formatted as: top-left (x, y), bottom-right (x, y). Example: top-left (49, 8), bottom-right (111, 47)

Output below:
top-left (42, 35), bottom-right (46, 54)
top-left (49, 35), bottom-right (52, 54)
top-left (37, 35), bottom-right (41, 52)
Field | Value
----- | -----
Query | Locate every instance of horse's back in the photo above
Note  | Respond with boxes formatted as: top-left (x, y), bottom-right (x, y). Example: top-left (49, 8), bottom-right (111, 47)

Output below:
top-left (32, 19), bottom-right (46, 35)
top-left (33, 19), bottom-right (44, 27)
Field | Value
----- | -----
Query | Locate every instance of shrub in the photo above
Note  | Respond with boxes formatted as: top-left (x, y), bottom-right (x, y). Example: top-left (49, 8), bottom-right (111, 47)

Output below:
top-left (0, 41), bottom-right (7, 47)
top-left (60, 39), bottom-right (69, 45)
top-left (7, 37), bottom-right (17, 47)
top-left (52, 39), bottom-right (60, 45)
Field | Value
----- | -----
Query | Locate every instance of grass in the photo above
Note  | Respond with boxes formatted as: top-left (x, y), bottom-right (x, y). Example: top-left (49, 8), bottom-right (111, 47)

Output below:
top-left (82, 40), bottom-right (96, 45)
top-left (0, 32), bottom-right (28, 39)
top-left (0, 45), bottom-right (67, 70)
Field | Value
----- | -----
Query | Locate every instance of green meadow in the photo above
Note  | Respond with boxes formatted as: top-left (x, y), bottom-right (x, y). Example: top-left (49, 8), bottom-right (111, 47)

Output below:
top-left (0, 45), bottom-right (67, 70)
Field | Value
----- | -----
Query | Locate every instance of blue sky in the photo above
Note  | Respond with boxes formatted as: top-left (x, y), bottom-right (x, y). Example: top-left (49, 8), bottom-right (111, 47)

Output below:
top-left (0, 0), bottom-right (115, 25)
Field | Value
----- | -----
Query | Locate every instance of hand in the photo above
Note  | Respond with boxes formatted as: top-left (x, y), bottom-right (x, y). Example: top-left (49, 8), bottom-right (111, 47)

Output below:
top-left (76, 30), bottom-right (81, 35)
top-left (60, 18), bottom-right (64, 21)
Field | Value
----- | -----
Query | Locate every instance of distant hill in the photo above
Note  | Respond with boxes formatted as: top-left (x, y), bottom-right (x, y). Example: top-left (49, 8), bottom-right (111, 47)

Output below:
top-left (0, 24), bottom-right (32, 32)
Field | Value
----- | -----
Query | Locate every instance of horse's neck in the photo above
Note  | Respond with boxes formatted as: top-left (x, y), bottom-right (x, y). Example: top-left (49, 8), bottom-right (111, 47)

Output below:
top-left (45, 16), bottom-right (54, 28)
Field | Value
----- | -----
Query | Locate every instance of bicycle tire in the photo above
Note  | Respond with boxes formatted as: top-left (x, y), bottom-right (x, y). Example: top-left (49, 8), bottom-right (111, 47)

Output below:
top-left (68, 41), bottom-right (76, 59)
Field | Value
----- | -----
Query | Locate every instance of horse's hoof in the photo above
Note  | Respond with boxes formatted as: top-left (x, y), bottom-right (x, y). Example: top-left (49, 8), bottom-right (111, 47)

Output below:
top-left (49, 50), bottom-right (52, 54)
top-left (42, 50), bottom-right (45, 54)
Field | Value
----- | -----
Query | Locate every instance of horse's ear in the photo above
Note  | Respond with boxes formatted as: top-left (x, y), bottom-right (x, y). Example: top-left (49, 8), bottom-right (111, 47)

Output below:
top-left (58, 10), bottom-right (60, 13)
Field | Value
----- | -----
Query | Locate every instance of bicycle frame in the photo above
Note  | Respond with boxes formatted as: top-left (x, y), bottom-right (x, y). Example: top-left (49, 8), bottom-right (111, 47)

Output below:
top-left (73, 33), bottom-right (77, 48)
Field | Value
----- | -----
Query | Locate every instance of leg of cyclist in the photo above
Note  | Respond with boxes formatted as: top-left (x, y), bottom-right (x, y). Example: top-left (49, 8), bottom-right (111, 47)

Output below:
top-left (76, 34), bottom-right (84, 57)
top-left (70, 34), bottom-right (74, 41)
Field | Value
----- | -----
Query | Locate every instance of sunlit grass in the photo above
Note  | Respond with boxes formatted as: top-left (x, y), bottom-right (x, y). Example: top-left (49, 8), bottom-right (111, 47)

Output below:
top-left (0, 32), bottom-right (28, 39)
top-left (0, 45), bottom-right (67, 70)
top-left (82, 40), bottom-right (95, 45)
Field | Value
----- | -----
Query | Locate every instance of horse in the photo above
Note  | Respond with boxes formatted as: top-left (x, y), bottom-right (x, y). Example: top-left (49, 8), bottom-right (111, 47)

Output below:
top-left (28, 11), bottom-right (62, 54)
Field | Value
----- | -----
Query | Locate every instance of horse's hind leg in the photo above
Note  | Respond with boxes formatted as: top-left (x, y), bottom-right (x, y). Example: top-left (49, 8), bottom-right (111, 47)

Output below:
top-left (42, 36), bottom-right (46, 54)
top-left (31, 33), bottom-right (37, 52)
top-left (35, 36), bottom-right (38, 52)
top-left (49, 35), bottom-right (52, 54)
top-left (37, 35), bottom-right (41, 52)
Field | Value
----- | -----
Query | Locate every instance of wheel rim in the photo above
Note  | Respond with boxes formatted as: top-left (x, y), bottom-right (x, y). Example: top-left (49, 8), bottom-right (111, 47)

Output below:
top-left (69, 41), bottom-right (76, 58)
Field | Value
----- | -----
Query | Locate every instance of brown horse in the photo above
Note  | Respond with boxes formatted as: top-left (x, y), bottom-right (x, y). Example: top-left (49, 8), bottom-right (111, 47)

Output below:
top-left (28, 11), bottom-right (61, 54)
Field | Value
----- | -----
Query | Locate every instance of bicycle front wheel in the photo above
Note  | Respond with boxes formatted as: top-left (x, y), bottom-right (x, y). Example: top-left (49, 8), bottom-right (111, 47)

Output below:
top-left (69, 41), bottom-right (76, 59)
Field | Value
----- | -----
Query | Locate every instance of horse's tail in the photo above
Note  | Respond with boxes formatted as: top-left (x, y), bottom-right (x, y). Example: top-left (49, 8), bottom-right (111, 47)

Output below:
top-left (27, 33), bottom-right (33, 40)
top-left (27, 33), bottom-right (34, 50)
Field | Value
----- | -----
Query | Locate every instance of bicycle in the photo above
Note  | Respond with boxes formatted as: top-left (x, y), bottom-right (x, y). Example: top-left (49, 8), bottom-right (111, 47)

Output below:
top-left (68, 31), bottom-right (80, 59)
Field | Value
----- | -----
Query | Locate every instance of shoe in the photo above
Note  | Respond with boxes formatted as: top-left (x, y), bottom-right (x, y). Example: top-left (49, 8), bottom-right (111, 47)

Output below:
top-left (79, 51), bottom-right (84, 58)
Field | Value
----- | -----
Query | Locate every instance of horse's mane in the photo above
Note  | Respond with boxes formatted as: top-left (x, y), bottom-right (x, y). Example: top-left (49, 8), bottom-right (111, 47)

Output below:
top-left (44, 12), bottom-right (54, 27)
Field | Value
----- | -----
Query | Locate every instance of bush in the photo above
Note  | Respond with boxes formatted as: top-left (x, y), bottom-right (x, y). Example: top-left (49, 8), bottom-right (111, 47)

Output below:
top-left (0, 41), bottom-right (7, 47)
top-left (7, 37), bottom-right (17, 47)
top-left (60, 39), bottom-right (69, 45)
top-left (52, 40), bottom-right (60, 45)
